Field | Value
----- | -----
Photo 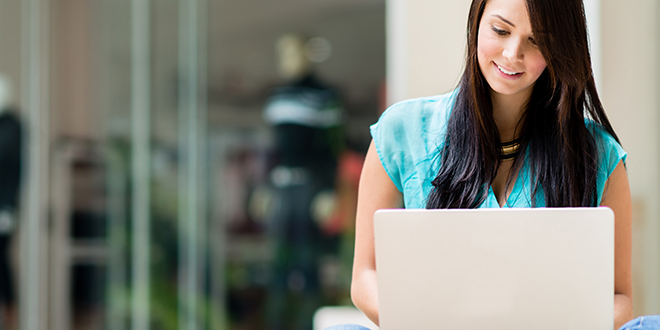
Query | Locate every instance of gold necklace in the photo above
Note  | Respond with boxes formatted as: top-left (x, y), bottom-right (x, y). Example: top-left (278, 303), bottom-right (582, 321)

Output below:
top-left (501, 139), bottom-right (520, 161)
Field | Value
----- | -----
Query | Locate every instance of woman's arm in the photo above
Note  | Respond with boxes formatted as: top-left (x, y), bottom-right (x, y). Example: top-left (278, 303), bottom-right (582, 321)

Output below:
top-left (599, 160), bottom-right (633, 329)
top-left (351, 140), bottom-right (403, 325)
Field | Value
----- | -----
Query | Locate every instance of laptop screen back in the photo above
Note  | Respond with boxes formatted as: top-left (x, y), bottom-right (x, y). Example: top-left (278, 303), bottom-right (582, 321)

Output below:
top-left (374, 208), bottom-right (614, 330)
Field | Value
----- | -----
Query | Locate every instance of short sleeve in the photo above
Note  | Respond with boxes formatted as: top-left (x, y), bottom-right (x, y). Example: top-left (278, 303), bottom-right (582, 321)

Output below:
top-left (588, 122), bottom-right (627, 205)
top-left (369, 103), bottom-right (410, 193)
top-left (369, 93), bottom-right (455, 207)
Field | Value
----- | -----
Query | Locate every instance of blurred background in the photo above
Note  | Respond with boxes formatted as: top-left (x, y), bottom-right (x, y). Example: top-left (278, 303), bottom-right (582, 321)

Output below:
top-left (0, 0), bottom-right (657, 329)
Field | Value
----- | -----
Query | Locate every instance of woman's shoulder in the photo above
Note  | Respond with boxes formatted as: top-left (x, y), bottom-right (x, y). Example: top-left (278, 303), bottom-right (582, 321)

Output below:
top-left (369, 90), bottom-right (457, 199)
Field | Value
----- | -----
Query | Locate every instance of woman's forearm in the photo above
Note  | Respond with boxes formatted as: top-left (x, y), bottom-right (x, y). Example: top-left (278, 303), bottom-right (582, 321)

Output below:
top-left (614, 293), bottom-right (633, 330)
top-left (351, 269), bottom-right (380, 326)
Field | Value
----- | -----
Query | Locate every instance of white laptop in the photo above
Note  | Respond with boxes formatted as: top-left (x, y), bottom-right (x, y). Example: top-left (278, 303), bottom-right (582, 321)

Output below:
top-left (374, 208), bottom-right (614, 330)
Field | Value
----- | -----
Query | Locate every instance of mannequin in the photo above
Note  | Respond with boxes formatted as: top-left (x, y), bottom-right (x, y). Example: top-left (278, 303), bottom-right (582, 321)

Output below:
top-left (264, 34), bottom-right (342, 166)
top-left (0, 74), bottom-right (22, 329)
top-left (263, 34), bottom-right (343, 330)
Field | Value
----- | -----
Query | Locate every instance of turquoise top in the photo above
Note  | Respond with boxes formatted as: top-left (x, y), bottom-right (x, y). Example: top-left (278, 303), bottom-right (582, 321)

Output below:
top-left (370, 90), bottom-right (627, 209)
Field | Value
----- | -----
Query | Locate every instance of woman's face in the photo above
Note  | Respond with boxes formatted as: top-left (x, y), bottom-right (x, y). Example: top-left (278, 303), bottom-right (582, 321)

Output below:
top-left (477, 0), bottom-right (547, 99)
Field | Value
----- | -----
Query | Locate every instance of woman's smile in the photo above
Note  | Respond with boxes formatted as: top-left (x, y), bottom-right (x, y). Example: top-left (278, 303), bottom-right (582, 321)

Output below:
top-left (493, 62), bottom-right (524, 79)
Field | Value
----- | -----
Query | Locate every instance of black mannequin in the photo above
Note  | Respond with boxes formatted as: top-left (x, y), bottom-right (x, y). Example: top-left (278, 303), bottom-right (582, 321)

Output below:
top-left (263, 34), bottom-right (343, 330)
top-left (0, 75), bottom-right (22, 329)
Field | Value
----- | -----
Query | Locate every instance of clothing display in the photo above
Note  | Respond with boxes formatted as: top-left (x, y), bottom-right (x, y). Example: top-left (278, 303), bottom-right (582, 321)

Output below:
top-left (264, 74), bottom-right (342, 171)
top-left (263, 74), bottom-right (343, 330)
top-left (0, 112), bottom-right (21, 212)
top-left (370, 90), bottom-right (626, 209)
top-left (0, 111), bottom-right (21, 306)
top-left (264, 74), bottom-right (342, 129)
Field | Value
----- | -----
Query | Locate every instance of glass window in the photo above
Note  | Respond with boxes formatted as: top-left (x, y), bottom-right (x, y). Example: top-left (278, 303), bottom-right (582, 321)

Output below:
top-left (6, 0), bottom-right (386, 329)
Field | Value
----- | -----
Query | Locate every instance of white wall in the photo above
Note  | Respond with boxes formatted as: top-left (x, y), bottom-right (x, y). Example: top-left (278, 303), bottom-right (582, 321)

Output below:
top-left (602, 0), bottom-right (660, 316)
top-left (386, 0), bottom-right (469, 105)
top-left (388, 0), bottom-right (660, 316)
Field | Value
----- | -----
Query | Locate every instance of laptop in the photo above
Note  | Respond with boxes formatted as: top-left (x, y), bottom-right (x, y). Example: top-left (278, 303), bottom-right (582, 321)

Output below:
top-left (374, 208), bottom-right (614, 330)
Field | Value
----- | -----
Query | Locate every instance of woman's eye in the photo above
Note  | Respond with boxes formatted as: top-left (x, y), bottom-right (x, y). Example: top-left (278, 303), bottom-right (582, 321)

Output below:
top-left (529, 37), bottom-right (537, 45)
top-left (492, 26), bottom-right (507, 35)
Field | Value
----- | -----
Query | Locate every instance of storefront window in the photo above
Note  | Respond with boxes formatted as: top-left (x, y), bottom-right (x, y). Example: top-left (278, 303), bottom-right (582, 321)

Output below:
top-left (1, 0), bottom-right (385, 329)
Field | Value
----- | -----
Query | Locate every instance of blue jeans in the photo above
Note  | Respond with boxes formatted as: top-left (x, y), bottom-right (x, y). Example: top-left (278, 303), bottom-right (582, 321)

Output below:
top-left (323, 325), bottom-right (371, 330)
top-left (324, 316), bottom-right (660, 330)
top-left (620, 316), bottom-right (660, 330)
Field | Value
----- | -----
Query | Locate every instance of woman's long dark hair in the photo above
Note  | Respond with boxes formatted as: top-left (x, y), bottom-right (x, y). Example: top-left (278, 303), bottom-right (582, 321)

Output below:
top-left (426, 0), bottom-right (620, 209)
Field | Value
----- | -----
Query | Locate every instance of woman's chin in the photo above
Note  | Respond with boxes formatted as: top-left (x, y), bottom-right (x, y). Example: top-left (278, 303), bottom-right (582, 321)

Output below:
top-left (487, 83), bottom-right (535, 99)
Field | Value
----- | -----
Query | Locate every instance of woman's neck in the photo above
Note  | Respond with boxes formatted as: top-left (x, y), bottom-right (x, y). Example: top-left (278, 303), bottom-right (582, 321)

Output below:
top-left (490, 88), bottom-right (532, 142)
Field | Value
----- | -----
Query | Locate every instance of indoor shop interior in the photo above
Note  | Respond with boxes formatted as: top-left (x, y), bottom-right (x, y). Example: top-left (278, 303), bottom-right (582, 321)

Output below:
top-left (0, 0), bottom-right (659, 329)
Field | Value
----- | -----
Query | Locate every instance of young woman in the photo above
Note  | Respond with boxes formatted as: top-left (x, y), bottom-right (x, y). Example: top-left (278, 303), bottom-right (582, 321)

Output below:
top-left (327, 0), bottom-right (660, 328)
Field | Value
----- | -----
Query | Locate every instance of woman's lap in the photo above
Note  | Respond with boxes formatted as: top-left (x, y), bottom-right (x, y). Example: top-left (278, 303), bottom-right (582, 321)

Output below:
top-left (323, 324), bottom-right (372, 330)
top-left (620, 316), bottom-right (660, 330)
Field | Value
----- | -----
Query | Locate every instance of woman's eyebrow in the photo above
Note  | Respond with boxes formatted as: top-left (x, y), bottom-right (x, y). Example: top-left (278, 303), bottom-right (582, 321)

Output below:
top-left (492, 14), bottom-right (516, 28)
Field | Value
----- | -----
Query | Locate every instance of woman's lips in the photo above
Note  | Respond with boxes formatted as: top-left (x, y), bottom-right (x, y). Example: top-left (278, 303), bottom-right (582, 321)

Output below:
top-left (493, 62), bottom-right (524, 80)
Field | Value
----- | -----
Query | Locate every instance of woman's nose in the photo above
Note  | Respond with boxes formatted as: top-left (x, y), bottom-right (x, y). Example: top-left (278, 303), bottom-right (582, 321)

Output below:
top-left (502, 39), bottom-right (524, 62)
